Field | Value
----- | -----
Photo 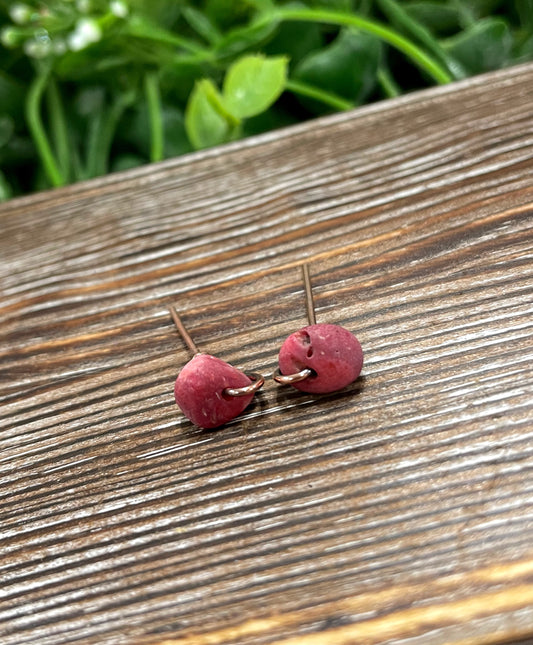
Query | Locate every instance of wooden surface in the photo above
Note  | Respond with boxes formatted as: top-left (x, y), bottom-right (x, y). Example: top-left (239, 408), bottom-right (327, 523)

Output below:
top-left (1, 62), bottom-right (533, 645)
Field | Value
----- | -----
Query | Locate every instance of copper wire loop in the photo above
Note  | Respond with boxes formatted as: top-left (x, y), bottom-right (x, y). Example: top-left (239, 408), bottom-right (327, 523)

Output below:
top-left (273, 367), bottom-right (313, 385)
top-left (224, 372), bottom-right (265, 398)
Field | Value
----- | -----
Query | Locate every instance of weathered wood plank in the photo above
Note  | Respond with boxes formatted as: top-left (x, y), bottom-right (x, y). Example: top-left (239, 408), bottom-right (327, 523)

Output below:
top-left (1, 62), bottom-right (533, 645)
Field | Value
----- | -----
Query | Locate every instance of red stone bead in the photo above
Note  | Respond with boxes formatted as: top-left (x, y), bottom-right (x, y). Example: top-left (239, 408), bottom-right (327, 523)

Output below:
top-left (278, 323), bottom-right (363, 394)
top-left (174, 353), bottom-right (254, 428)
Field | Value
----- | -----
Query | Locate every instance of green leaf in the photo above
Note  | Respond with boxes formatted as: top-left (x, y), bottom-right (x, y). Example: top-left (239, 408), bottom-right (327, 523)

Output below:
top-left (204, 0), bottom-right (255, 31)
top-left (0, 115), bottom-right (14, 149)
top-left (223, 54), bottom-right (288, 119)
top-left (55, 48), bottom-right (130, 81)
top-left (403, 2), bottom-right (461, 35)
top-left (162, 107), bottom-right (193, 157)
top-left (185, 79), bottom-right (233, 150)
top-left (466, 0), bottom-right (506, 19)
top-left (160, 59), bottom-right (210, 104)
top-left (123, 102), bottom-right (192, 158)
top-left (111, 154), bottom-right (146, 173)
top-left (444, 18), bottom-right (513, 75)
top-left (294, 29), bottom-right (381, 112)
top-left (264, 3), bottom-right (324, 67)
top-left (310, 0), bottom-right (354, 10)
top-left (214, 15), bottom-right (279, 58)
top-left (181, 6), bottom-right (222, 45)
top-left (516, 33), bottom-right (533, 62)
top-left (130, 0), bottom-right (182, 26)
top-left (515, 0), bottom-right (533, 30)
top-left (248, 0), bottom-right (276, 10)
top-left (126, 14), bottom-right (205, 54)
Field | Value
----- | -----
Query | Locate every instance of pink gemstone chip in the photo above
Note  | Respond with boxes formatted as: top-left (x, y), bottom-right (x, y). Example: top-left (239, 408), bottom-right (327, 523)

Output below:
top-left (174, 353), bottom-right (255, 429)
top-left (278, 323), bottom-right (363, 394)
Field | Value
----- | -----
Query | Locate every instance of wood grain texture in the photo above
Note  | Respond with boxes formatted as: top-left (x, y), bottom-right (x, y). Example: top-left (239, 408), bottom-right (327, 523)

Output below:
top-left (1, 62), bottom-right (533, 645)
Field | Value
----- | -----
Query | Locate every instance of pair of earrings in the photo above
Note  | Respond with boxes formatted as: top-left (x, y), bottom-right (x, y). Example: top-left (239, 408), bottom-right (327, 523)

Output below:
top-left (169, 264), bottom-right (363, 429)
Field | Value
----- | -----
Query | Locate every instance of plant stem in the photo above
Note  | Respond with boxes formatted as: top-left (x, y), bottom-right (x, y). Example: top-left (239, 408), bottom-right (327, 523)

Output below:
top-left (274, 7), bottom-right (453, 85)
top-left (25, 70), bottom-right (65, 188)
top-left (0, 170), bottom-right (13, 202)
top-left (85, 90), bottom-right (135, 178)
top-left (451, 0), bottom-right (476, 27)
top-left (85, 108), bottom-right (105, 179)
top-left (97, 90), bottom-right (135, 174)
top-left (376, 0), bottom-right (466, 79)
top-left (201, 79), bottom-right (241, 127)
top-left (46, 79), bottom-right (71, 181)
top-left (377, 66), bottom-right (401, 98)
top-left (126, 15), bottom-right (211, 57)
top-left (144, 72), bottom-right (164, 162)
top-left (285, 79), bottom-right (354, 111)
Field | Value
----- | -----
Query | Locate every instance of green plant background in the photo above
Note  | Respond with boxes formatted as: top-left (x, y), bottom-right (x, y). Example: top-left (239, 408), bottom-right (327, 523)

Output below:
top-left (1, 0), bottom-right (532, 200)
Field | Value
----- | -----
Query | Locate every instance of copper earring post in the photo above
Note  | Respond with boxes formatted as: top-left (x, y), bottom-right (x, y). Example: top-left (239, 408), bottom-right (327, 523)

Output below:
top-left (169, 305), bottom-right (264, 397)
top-left (273, 263), bottom-right (316, 386)
top-left (224, 374), bottom-right (265, 397)
top-left (169, 306), bottom-right (200, 356)
top-left (302, 263), bottom-right (316, 326)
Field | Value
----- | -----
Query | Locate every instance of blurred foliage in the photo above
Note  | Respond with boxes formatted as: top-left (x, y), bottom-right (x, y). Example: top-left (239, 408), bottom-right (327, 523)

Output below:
top-left (0, 0), bottom-right (532, 199)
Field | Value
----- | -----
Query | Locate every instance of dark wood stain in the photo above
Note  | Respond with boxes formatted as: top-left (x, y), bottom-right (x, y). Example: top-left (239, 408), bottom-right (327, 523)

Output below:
top-left (1, 63), bottom-right (533, 645)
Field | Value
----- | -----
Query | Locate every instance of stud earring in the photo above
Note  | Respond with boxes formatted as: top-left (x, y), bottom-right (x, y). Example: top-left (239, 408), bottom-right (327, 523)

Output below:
top-left (169, 306), bottom-right (264, 428)
top-left (273, 264), bottom-right (363, 394)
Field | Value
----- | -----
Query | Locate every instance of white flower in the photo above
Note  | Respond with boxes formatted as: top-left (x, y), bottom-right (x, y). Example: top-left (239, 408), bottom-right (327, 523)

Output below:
top-left (9, 3), bottom-right (32, 25)
top-left (24, 38), bottom-right (52, 58)
top-left (1, 27), bottom-right (19, 48)
top-left (110, 1), bottom-right (128, 18)
top-left (67, 17), bottom-right (102, 51)
top-left (52, 39), bottom-right (67, 55)
top-left (76, 0), bottom-right (91, 13)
